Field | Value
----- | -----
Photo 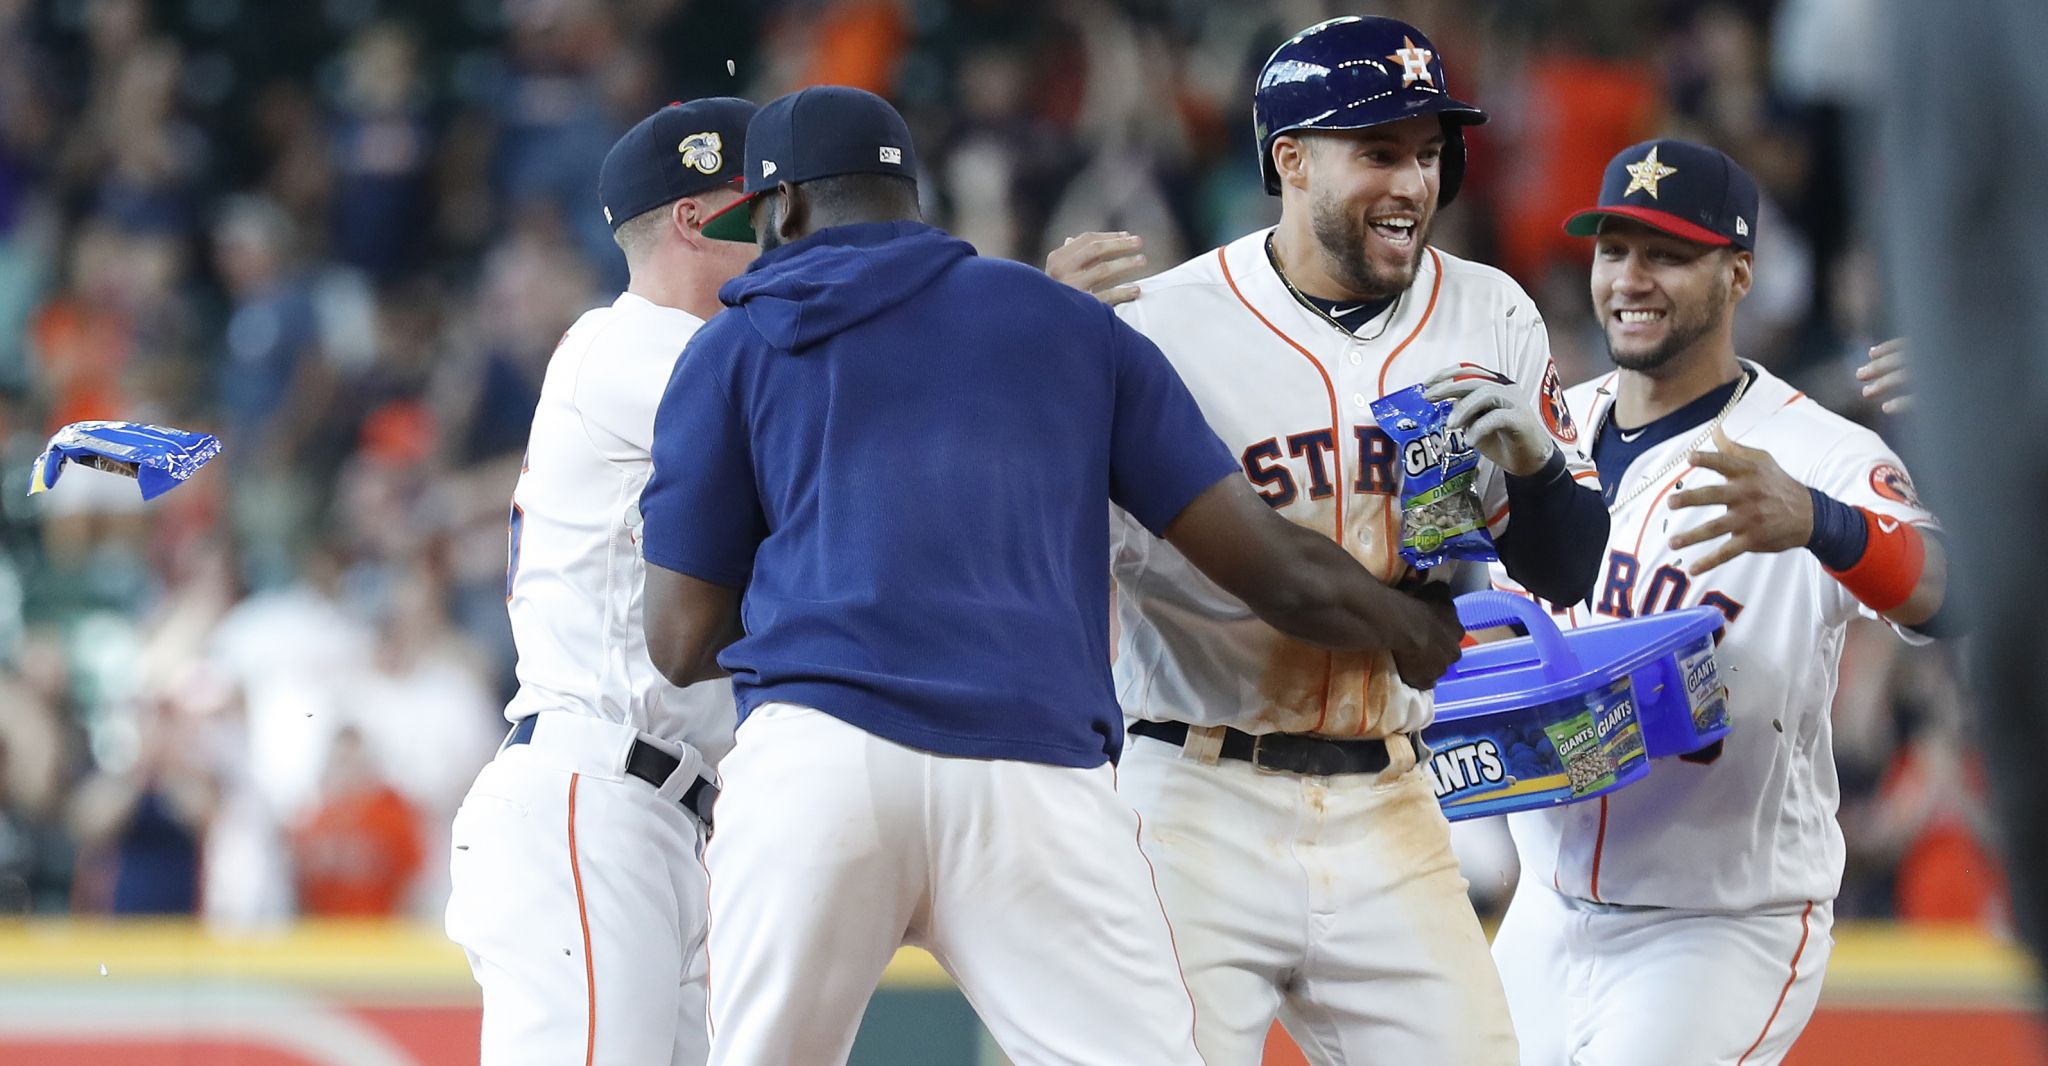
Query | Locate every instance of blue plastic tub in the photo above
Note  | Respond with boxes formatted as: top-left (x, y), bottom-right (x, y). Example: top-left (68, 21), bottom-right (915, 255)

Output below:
top-left (1420, 592), bottom-right (1728, 821)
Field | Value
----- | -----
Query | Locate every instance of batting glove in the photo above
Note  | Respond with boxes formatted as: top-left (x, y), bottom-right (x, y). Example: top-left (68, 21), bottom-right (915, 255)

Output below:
top-left (1423, 366), bottom-right (1558, 478)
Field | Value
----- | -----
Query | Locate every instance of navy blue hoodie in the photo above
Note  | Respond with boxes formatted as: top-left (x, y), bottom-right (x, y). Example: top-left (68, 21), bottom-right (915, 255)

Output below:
top-left (641, 221), bottom-right (1236, 767)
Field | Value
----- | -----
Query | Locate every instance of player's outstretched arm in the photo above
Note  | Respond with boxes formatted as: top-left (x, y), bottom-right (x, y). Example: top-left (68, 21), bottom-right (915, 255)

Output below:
top-left (1669, 425), bottom-right (1949, 628)
top-left (1162, 477), bottom-right (1465, 689)
top-left (644, 563), bottom-right (744, 687)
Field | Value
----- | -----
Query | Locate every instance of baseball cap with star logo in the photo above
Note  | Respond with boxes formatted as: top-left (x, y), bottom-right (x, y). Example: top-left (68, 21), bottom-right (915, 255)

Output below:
top-left (1564, 138), bottom-right (1759, 250)
top-left (598, 96), bottom-right (757, 234)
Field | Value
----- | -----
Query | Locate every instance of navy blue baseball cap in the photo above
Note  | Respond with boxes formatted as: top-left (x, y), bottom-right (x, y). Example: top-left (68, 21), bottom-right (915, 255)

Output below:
top-left (598, 97), bottom-right (756, 231)
top-left (741, 86), bottom-right (917, 195)
top-left (1564, 139), bottom-right (1759, 251)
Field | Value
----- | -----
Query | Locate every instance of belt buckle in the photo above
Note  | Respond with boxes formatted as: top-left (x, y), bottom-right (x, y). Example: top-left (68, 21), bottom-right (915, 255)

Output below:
top-left (1249, 733), bottom-right (1291, 775)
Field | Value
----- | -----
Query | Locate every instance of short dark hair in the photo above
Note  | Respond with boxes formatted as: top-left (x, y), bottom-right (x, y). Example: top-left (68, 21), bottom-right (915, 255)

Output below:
top-left (801, 173), bottom-right (920, 227)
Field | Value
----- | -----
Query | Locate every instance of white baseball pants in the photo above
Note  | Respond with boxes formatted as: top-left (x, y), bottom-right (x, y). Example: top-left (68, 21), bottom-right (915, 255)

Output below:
top-left (1114, 733), bottom-right (1519, 1065)
top-left (702, 702), bottom-right (1206, 1066)
top-left (1491, 876), bottom-right (1833, 1066)
top-left (446, 712), bottom-right (712, 1066)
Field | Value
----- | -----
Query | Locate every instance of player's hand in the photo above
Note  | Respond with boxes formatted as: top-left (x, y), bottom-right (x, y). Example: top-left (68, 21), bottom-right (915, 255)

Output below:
top-left (1045, 231), bottom-right (1147, 306)
top-left (1422, 366), bottom-right (1557, 477)
top-left (1855, 337), bottom-right (1910, 414)
top-left (1668, 425), bottom-right (1813, 576)
top-left (1388, 581), bottom-right (1464, 694)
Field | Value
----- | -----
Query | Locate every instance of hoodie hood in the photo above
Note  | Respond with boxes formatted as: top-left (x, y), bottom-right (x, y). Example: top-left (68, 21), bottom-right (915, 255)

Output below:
top-left (718, 221), bottom-right (974, 353)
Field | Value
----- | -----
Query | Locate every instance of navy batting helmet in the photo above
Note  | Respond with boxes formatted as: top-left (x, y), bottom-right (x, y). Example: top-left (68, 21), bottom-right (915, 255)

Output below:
top-left (1253, 16), bottom-right (1488, 204)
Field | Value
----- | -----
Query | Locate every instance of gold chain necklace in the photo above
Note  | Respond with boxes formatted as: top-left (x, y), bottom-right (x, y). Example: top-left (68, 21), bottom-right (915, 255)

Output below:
top-left (1598, 370), bottom-right (1752, 515)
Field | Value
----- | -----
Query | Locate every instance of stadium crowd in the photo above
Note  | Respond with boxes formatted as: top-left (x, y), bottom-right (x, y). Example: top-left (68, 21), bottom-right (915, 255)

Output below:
top-left (0, 0), bottom-right (2002, 932)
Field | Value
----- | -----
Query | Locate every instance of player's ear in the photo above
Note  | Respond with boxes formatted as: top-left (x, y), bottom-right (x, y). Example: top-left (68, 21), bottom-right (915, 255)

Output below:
top-left (1273, 135), bottom-right (1312, 193)
top-left (1727, 249), bottom-right (1754, 301)
top-left (671, 196), bottom-right (702, 243)
top-left (774, 181), bottom-right (806, 242)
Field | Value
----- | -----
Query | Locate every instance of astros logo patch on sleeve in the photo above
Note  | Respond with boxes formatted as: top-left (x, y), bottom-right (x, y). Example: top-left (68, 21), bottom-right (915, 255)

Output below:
top-left (1869, 463), bottom-right (1920, 508)
top-left (1539, 361), bottom-right (1579, 444)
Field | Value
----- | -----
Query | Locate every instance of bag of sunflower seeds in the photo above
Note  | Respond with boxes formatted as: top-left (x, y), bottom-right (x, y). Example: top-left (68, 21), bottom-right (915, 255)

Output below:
top-left (1371, 384), bottom-right (1496, 570)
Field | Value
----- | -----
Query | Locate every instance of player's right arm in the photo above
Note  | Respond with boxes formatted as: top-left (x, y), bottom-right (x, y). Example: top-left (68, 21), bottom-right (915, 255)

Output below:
top-left (1104, 313), bottom-right (1464, 689)
top-left (1668, 424), bottom-right (1951, 631)
top-left (640, 323), bottom-right (766, 686)
top-left (644, 565), bottom-right (743, 686)
top-left (1161, 478), bottom-right (1465, 688)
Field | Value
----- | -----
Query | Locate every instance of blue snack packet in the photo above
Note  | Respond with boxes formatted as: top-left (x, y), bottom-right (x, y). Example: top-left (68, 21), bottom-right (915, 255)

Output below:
top-left (1370, 384), bottom-right (1496, 569)
top-left (28, 420), bottom-right (224, 501)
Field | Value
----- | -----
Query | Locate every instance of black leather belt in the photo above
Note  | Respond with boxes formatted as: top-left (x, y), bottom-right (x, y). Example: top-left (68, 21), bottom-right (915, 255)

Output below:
top-left (1129, 719), bottom-right (1413, 776)
top-left (506, 716), bottom-right (718, 827)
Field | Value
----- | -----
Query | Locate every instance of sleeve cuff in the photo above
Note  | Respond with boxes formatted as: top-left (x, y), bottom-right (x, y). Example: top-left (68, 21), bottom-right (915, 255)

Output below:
top-left (1504, 448), bottom-right (1569, 491)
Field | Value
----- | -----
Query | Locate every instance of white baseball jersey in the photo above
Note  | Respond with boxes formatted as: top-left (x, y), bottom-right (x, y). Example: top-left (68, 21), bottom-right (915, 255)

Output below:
top-left (1111, 230), bottom-right (1596, 737)
top-left (453, 292), bottom-right (733, 1066)
top-left (503, 291), bottom-right (735, 764)
top-left (1492, 361), bottom-right (1936, 912)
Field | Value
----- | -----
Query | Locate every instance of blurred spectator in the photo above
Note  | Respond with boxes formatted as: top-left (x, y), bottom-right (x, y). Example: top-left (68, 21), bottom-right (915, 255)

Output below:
top-left (491, 0), bottom-right (627, 284)
top-left (0, 736), bottom-right (70, 908)
top-left (345, 563), bottom-right (498, 918)
top-left (1492, 18), bottom-right (1660, 287)
top-left (289, 725), bottom-right (425, 918)
top-left (1881, 715), bottom-right (2008, 928)
top-left (442, 209), bottom-right (596, 465)
top-left (328, 23), bottom-right (434, 283)
top-left (67, 700), bottom-right (215, 915)
top-left (0, 664), bottom-right (78, 915)
top-left (212, 195), bottom-right (328, 466)
top-left (207, 538), bottom-right (372, 821)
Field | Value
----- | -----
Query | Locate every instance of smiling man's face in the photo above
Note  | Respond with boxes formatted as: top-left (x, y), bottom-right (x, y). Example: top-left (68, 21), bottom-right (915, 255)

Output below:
top-left (1590, 218), bottom-right (1749, 374)
top-left (1287, 114), bottom-right (1444, 299)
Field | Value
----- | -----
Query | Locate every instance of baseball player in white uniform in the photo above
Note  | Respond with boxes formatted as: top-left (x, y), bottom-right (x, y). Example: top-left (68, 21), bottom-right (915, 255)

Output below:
top-left (640, 86), bottom-right (1470, 1066)
top-left (1487, 140), bottom-right (1952, 1066)
top-left (1052, 17), bottom-right (1609, 1064)
top-left (443, 98), bottom-right (759, 1066)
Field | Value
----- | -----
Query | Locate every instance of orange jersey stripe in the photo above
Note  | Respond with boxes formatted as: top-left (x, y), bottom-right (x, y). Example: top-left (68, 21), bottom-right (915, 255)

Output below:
top-left (1737, 901), bottom-right (1816, 1064)
top-left (568, 774), bottom-right (597, 1066)
top-left (1219, 245), bottom-right (1341, 732)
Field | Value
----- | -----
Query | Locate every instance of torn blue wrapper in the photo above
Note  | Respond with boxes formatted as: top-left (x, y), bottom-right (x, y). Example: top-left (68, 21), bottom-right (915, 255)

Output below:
top-left (1371, 384), bottom-right (1496, 569)
top-left (28, 420), bottom-right (223, 501)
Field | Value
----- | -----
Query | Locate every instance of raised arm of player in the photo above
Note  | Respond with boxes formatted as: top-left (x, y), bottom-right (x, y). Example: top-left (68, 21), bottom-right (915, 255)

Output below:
top-left (1162, 476), bottom-right (1466, 689)
top-left (1669, 425), bottom-right (1949, 629)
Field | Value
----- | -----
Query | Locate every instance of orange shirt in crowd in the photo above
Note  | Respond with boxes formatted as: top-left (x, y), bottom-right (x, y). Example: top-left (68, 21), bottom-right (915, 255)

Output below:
top-left (1496, 52), bottom-right (1660, 284)
top-left (31, 297), bottom-right (131, 431)
top-left (1886, 748), bottom-right (2008, 927)
top-left (291, 784), bottom-right (426, 917)
top-left (801, 0), bottom-right (908, 97)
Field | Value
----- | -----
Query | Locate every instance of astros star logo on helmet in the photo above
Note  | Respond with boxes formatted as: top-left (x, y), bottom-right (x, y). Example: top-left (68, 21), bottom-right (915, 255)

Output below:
top-left (678, 131), bottom-right (723, 175)
top-left (1388, 37), bottom-right (1436, 87)
top-left (1623, 146), bottom-right (1679, 199)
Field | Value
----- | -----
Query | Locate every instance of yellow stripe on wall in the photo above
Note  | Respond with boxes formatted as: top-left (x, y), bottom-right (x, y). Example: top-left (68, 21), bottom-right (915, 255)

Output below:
top-left (0, 920), bottom-right (956, 989)
top-left (0, 919), bottom-right (2031, 1002)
